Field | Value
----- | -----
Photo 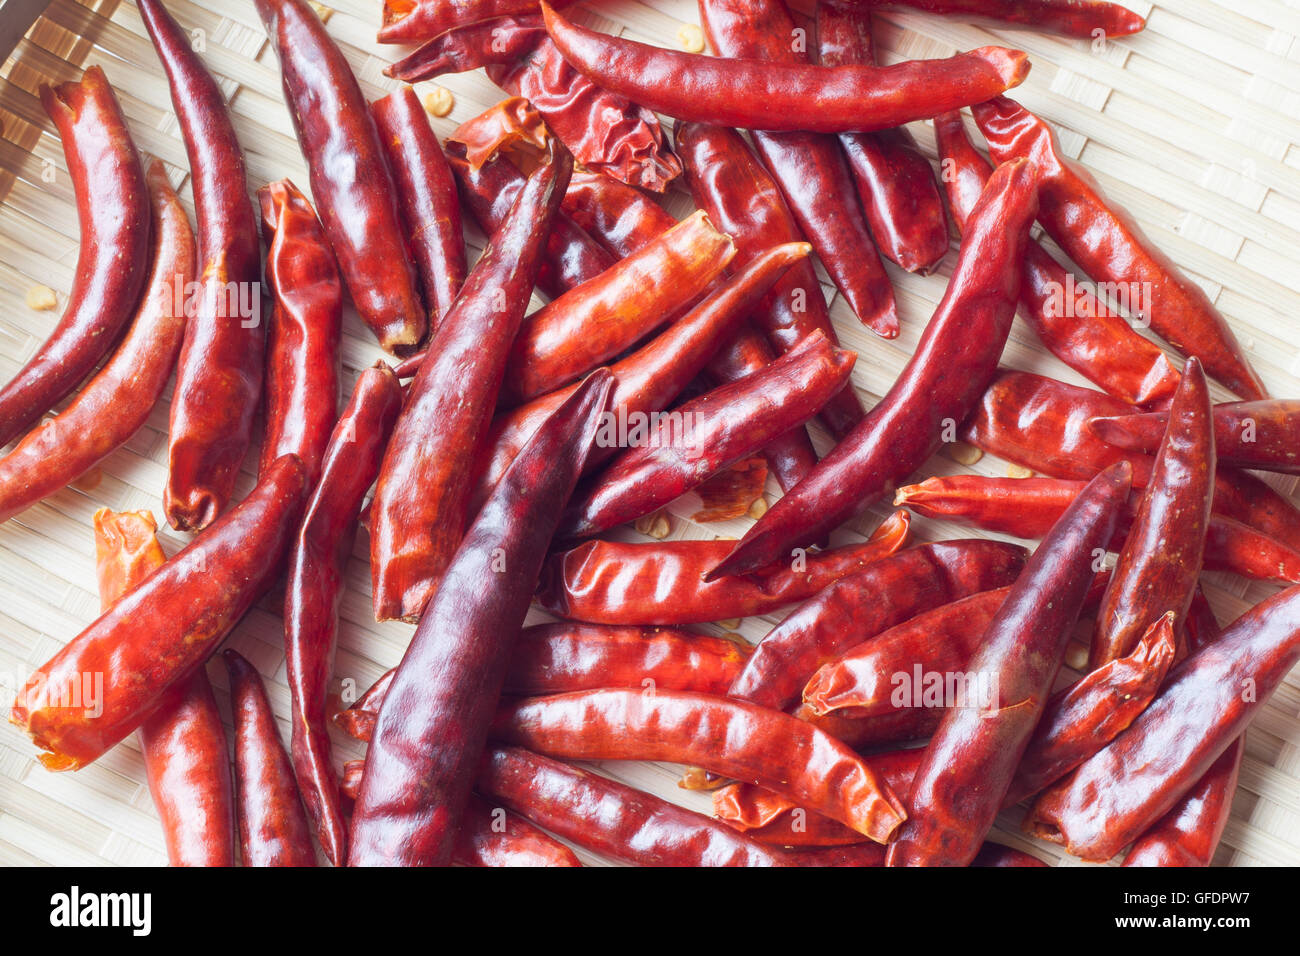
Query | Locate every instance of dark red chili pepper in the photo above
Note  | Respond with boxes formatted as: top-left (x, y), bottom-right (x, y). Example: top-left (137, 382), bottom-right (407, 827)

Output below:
top-left (793, 701), bottom-right (943, 750)
top-left (562, 168), bottom-right (676, 259)
top-left (377, 0), bottom-right (580, 43)
top-left (973, 96), bottom-right (1266, 401)
top-left (348, 370), bottom-right (613, 865)
top-left (708, 158), bottom-right (1038, 580)
top-left (0, 66), bottom-right (149, 449)
top-left (256, 0), bottom-right (425, 353)
top-left (855, 0), bottom-right (1145, 36)
top-left (0, 161), bottom-right (190, 525)
top-left (971, 844), bottom-right (1049, 867)
top-left (1122, 739), bottom-right (1242, 867)
top-left (455, 793), bottom-right (582, 867)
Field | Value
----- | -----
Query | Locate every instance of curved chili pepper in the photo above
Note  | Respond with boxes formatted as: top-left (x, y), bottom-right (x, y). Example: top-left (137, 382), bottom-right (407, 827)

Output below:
top-left (0, 161), bottom-right (190, 525)
top-left (562, 169), bottom-right (675, 259)
top-left (370, 143), bottom-right (573, 622)
top-left (349, 370), bottom-right (613, 865)
top-left (933, 110), bottom-right (1179, 407)
top-left (794, 701), bottom-right (943, 749)
top-left (455, 793), bottom-right (582, 867)
top-left (0, 66), bottom-right (149, 449)
top-left (708, 158), bottom-right (1038, 580)
top-left (222, 650), bottom-right (316, 867)
top-left (370, 87), bottom-right (467, 326)
top-left (256, 0), bottom-right (424, 353)
top-left (10, 455), bottom-right (307, 771)
top-left (285, 365), bottom-right (402, 867)
top-left (94, 509), bottom-right (234, 867)
top-left (973, 96), bottom-right (1265, 400)
top-left (886, 460), bottom-right (1132, 866)
top-left (539, 509), bottom-right (910, 625)
top-left (815, 1), bottom-right (948, 276)
top-left (377, 0), bottom-right (579, 44)
top-left (491, 689), bottom-right (908, 842)
top-left (857, 0), bottom-right (1145, 36)
top-left (257, 180), bottom-right (341, 485)
top-left (1122, 739), bottom-right (1242, 867)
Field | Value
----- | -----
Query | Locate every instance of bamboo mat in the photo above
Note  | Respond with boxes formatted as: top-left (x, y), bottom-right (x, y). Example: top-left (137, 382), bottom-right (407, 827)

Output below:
top-left (0, 0), bottom-right (1297, 867)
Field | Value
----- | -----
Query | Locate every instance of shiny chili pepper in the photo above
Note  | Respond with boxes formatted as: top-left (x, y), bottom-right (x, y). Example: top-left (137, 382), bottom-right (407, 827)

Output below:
top-left (377, 0), bottom-right (579, 44)
top-left (222, 650), bottom-right (316, 867)
top-left (370, 87), bottom-right (467, 326)
top-left (793, 700), bottom-right (942, 750)
top-left (491, 688), bottom-right (908, 842)
top-left (562, 169), bottom-right (674, 259)
top-left (369, 143), bottom-right (573, 622)
top-left (257, 180), bottom-right (342, 485)
top-left (0, 66), bottom-right (149, 450)
top-left (256, 0), bottom-right (425, 353)
top-left (815, 1), bottom-right (949, 276)
top-left (10, 455), bottom-right (307, 771)
top-left (973, 96), bottom-right (1265, 400)
top-left (0, 161), bottom-right (191, 525)
top-left (886, 460), bottom-right (1132, 866)
top-left (933, 110), bottom-right (1179, 407)
top-left (454, 793), bottom-right (582, 867)
top-left (1122, 739), bottom-right (1243, 867)
top-left (349, 371), bottom-right (613, 865)
top-left (855, 0), bottom-right (1145, 36)
top-left (539, 509), bottom-right (910, 626)
top-left (709, 158), bottom-right (1038, 580)
top-left (284, 365), bottom-right (402, 867)
top-left (94, 509), bottom-right (234, 867)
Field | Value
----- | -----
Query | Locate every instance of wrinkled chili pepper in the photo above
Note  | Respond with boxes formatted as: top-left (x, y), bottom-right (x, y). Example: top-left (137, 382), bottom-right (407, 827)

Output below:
top-left (369, 143), bottom-right (573, 622)
top-left (349, 371), bottom-right (613, 865)
top-left (856, 0), bottom-right (1145, 36)
top-left (0, 66), bottom-right (149, 450)
top-left (708, 158), bottom-right (1038, 580)
top-left (285, 365), bottom-right (402, 867)
top-left (973, 96), bottom-right (1265, 400)
top-left (256, 0), bottom-right (425, 353)
top-left (562, 169), bottom-right (673, 259)
top-left (886, 460), bottom-right (1132, 866)
top-left (222, 650), bottom-right (316, 867)
top-left (455, 793), bottom-right (582, 867)
top-left (94, 509), bottom-right (234, 867)
top-left (257, 179), bottom-right (341, 485)
top-left (0, 161), bottom-right (191, 525)
top-left (539, 509), bottom-right (910, 626)
top-left (376, 0), bottom-right (580, 43)
top-left (933, 109), bottom-right (1179, 407)
top-left (794, 700), bottom-right (943, 750)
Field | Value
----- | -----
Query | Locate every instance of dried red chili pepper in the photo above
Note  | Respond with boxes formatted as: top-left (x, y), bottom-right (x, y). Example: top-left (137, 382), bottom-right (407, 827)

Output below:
top-left (348, 371), bottom-right (613, 865)
top-left (455, 793), bottom-right (582, 867)
top-left (562, 169), bottom-right (674, 259)
top-left (973, 96), bottom-right (1265, 400)
top-left (256, 0), bottom-right (424, 353)
top-left (0, 66), bottom-right (149, 450)
top-left (971, 844), bottom-right (1049, 866)
top-left (377, 0), bottom-right (579, 43)
top-left (793, 701), bottom-right (942, 749)
top-left (933, 109), bottom-right (1179, 407)
top-left (0, 161), bottom-right (190, 524)
top-left (886, 460), bottom-right (1132, 866)
top-left (856, 0), bottom-right (1145, 36)
top-left (709, 158), bottom-right (1038, 580)
top-left (370, 143), bottom-right (573, 622)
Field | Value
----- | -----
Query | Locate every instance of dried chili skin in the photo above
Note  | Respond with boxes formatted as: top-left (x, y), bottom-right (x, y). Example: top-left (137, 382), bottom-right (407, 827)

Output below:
top-left (562, 169), bottom-right (674, 259)
top-left (710, 159), bottom-right (1039, 580)
top-left (94, 509), bottom-right (234, 867)
top-left (222, 651), bottom-right (316, 867)
top-left (370, 87), bottom-right (467, 326)
top-left (0, 161), bottom-right (191, 525)
top-left (1026, 583), bottom-right (1300, 862)
top-left (376, 0), bottom-right (580, 43)
top-left (973, 96), bottom-right (1265, 401)
top-left (349, 371), bottom-right (613, 866)
top-left (857, 0), bottom-right (1146, 36)
top-left (285, 365), bottom-right (402, 867)
top-left (256, 0), bottom-right (425, 353)
top-left (369, 144), bottom-right (573, 622)
top-left (10, 455), bottom-right (307, 771)
top-left (731, 539), bottom-right (1028, 711)
top-left (970, 844), bottom-right (1048, 867)
top-left (491, 688), bottom-right (908, 842)
top-left (0, 66), bottom-right (149, 450)
top-left (887, 461), bottom-right (1132, 866)
top-left (539, 509), bottom-right (910, 626)
top-left (257, 180), bottom-right (342, 486)
top-left (454, 793), bottom-right (582, 867)
top-left (1122, 739), bottom-right (1243, 867)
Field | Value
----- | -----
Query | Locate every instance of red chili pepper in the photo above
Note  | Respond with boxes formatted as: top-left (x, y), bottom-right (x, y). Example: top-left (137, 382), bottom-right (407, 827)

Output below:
top-left (815, 1), bottom-right (949, 276)
top-left (933, 110), bottom-right (1179, 407)
top-left (886, 461), bottom-right (1132, 866)
top-left (856, 0), bottom-right (1145, 37)
top-left (562, 169), bottom-right (676, 259)
top-left (370, 87), bottom-right (467, 326)
top-left (708, 158), bottom-right (1038, 580)
top-left (793, 701), bottom-right (943, 749)
top-left (257, 180), bottom-right (342, 486)
top-left (377, 0), bottom-right (580, 43)
top-left (94, 509), bottom-right (234, 867)
top-left (284, 365), bottom-right (402, 867)
top-left (0, 161), bottom-right (190, 525)
top-left (539, 509), bottom-right (911, 626)
top-left (973, 96), bottom-right (1265, 400)
top-left (970, 844), bottom-right (1049, 867)
top-left (0, 66), bottom-right (149, 449)
top-left (256, 0), bottom-right (425, 353)
top-left (348, 371), bottom-right (613, 865)
top-left (454, 793), bottom-right (582, 867)
top-left (369, 143), bottom-right (573, 622)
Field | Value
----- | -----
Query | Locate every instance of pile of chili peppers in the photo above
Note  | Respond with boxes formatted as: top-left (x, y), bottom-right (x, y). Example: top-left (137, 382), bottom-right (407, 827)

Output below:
top-left (3, 0), bottom-right (1294, 869)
